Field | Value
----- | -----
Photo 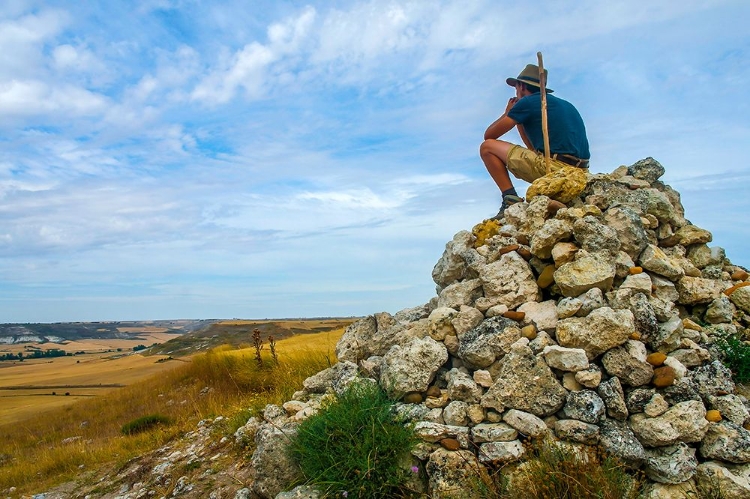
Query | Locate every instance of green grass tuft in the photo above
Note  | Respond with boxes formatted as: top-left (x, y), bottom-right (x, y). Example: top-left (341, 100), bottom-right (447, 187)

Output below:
top-left (290, 381), bottom-right (417, 499)
top-left (716, 334), bottom-right (750, 383)
top-left (120, 414), bottom-right (172, 435)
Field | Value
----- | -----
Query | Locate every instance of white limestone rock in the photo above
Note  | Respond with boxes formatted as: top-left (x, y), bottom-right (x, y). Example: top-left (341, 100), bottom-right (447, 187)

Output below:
top-left (603, 205), bottom-right (649, 259)
top-left (451, 305), bottom-right (484, 337)
top-left (457, 316), bottom-right (521, 369)
top-left (556, 307), bottom-right (635, 359)
top-left (542, 345), bottom-right (589, 372)
top-left (432, 230), bottom-right (474, 289)
top-left (470, 423), bottom-right (518, 443)
top-left (478, 252), bottom-right (541, 309)
top-left (699, 421), bottom-right (750, 464)
top-left (437, 278), bottom-right (483, 309)
top-left (530, 218), bottom-right (573, 259)
top-left (710, 394), bottom-right (750, 426)
top-left (644, 442), bottom-right (698, 484)
top-left (380, 337), bottom-right (449, 399)
top-left (554, 419), bottom-right (600, 445)
top-left (553, 253), bottom-right (616, 298)
top-left (445, 368), bottom-right (482, 404)
top-left (676, 276), bottom-right (725, 305)
top-left (477, 440), bottom-right (525, 465)
top-left (502, 409), bottom-right (549, 438)
top-left (480, 343), bottom-right (567, 417)
top-left (629, 400), bottom-right (709, 447)
top-left (517, 300), bottom-right (558, 332)
top-left (601, 341), bottom-right (654, 387)
top-left (427, 307), bottom-right (457, 341)
top-left (639, 244), bottom-right (685, 281)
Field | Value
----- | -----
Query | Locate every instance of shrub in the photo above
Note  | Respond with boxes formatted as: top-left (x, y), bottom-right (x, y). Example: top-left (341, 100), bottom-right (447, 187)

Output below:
top-left (120, 414), bottom-right (172, 436)
top-left (495, 439), bottom-right (643, 499)
top-left (716, 334), bottom-right (750, 383)
top-left (289, 381), bottom-right (417, 498)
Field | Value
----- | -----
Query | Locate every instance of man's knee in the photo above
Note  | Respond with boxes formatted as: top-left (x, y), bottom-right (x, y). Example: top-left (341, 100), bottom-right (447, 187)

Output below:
top-left (479, 139), bottom-right (495, 158)
top-left (481, 139), bottom-right (514, 163)
top-left (480, 139), bottom-right (505, 158)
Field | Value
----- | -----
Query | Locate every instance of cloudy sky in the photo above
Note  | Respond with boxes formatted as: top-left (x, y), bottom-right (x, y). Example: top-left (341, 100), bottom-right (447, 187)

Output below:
top-left (1, 0), bottom-right (748, 323)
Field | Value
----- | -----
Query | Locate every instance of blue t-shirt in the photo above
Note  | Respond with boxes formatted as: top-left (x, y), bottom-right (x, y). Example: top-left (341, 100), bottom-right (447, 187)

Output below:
top-left (507, 93), bottom-right (590, 159)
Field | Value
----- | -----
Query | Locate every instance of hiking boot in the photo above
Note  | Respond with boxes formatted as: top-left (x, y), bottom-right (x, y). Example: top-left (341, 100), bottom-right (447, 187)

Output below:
top-left (490, 194), bottom-right (523, 221)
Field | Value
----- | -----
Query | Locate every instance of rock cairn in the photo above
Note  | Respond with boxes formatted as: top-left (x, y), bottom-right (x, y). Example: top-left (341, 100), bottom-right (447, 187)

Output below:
top-left (246, 158), bottom-right (750, 499)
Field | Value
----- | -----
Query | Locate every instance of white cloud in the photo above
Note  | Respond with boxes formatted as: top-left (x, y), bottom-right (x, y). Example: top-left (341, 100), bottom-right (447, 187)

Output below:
top-left (0, 79), bottom-right (108, 117)
top-left (0, 8), bottom-right (70, 79)
top-left (191, 7), bottom-right (315, 104)
top-left (391, 173), bottom-right (470, 187)
top-left (313, 2), bottom-right (423, 62)
top-left (51, 42), bottom-right (111, 85)
top-left (297, 188), bottom-right (409, 210)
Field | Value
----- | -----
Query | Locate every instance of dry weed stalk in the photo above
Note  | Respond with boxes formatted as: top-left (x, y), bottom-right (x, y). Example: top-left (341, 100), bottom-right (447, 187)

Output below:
top-left (268, 335), bottom-right (278, 365)
top-left (252, 328), bottom-right (264, 368)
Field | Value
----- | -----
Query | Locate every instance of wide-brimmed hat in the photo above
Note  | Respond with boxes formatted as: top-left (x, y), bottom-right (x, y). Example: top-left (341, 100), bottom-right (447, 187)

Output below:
top-left (506, 64), bottom-right (554, 93)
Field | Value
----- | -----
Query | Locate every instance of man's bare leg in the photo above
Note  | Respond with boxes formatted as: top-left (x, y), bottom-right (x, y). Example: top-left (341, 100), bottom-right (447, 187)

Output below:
top-left (480, 139), bottom-right (516, 192)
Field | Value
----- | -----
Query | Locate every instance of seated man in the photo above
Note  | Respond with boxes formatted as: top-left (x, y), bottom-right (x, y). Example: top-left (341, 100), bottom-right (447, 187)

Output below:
top-left (480, 64), bottom-right (590, 219)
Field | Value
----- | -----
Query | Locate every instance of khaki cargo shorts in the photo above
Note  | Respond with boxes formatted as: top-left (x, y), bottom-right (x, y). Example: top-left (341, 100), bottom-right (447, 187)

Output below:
top-left (506, 145), bottom-right (565, 183)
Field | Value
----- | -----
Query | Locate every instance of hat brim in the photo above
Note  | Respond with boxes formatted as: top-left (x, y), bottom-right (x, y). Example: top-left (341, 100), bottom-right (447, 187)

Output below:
top-left (506, 77), bottom-right (554, 93)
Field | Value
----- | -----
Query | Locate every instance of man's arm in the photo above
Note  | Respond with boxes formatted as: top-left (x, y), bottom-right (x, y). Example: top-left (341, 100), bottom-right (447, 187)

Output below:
top-left (484, 115), bottom-right (517, 140)
top-left (484, 96), bottom-right (520, 140)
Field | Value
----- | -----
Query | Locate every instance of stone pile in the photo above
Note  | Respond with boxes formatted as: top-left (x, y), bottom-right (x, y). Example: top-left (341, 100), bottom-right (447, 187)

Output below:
top-left (246, 158), bottom-right (750, 499)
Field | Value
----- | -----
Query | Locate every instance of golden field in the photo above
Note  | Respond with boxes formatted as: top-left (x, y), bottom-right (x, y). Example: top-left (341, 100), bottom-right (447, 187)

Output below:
top-left (0, 338), bottom-right (180, 426)
top-left (0, 320), bottom-right (349, 427)
top-left (0, 325), bottom-right (347, 496)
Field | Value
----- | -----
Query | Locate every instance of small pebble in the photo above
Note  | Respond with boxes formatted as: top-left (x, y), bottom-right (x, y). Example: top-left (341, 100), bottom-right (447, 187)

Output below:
top-left (537, 265), bottom-right (555, 288)
top-left (646, 352), bottom-right (667, 366)
top-left (521, 324), bottom-right (537, 340)
top-left (652, 366), bottom-right (676, 388)
top-left (440, 438), bottom-right (461, 451)
top-left (403, 392), bottom-right (423, 404)
top-left (705, 410), bottom-right (722, 423)
top-left (503, 311), bottom-right (526, 321)
top-left (498, 244), bottom-right (520, 255)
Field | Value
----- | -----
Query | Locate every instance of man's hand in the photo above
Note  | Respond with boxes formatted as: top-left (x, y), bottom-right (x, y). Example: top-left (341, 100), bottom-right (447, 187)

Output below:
top-left (505, 97), bottom-right (518, 115)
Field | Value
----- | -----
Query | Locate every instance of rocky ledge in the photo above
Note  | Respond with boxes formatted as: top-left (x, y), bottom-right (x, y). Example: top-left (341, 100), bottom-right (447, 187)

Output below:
top-left (244, 158), bottom-right (750, 499)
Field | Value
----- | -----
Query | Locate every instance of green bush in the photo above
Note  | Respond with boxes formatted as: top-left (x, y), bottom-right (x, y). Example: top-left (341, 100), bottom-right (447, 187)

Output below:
top-left (289, 381), bottom-right (417, 498)
top-left (717, 335), bottom-right (750, 383)
top-left (120, 414), bottom-right (172, 435)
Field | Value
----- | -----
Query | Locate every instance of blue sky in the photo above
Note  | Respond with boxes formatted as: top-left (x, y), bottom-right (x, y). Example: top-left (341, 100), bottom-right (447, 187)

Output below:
top-left (1, 0), bottom-right (749, 323)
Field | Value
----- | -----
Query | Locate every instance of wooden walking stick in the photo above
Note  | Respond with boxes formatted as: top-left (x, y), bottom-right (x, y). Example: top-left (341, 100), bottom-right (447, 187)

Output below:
top-left (537, 52), bottom-right (551, 175)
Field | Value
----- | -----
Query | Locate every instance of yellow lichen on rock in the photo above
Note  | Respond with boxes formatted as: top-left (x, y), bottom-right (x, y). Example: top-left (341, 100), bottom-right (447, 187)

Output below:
top-left (472, 219), bottom-right (500, 248)
top-left (526, 164), bottom-right (588, 204)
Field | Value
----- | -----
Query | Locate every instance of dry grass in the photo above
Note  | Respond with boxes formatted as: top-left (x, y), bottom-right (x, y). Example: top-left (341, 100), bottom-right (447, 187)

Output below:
top-left (492, 440), bottom-right (643, 499)
top-left (0, 328), bottom-right (344, 496)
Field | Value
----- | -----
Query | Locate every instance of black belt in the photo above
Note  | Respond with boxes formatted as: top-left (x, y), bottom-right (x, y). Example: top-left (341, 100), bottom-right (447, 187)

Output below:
top-left (550, 153), bottom-right (589, 168)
